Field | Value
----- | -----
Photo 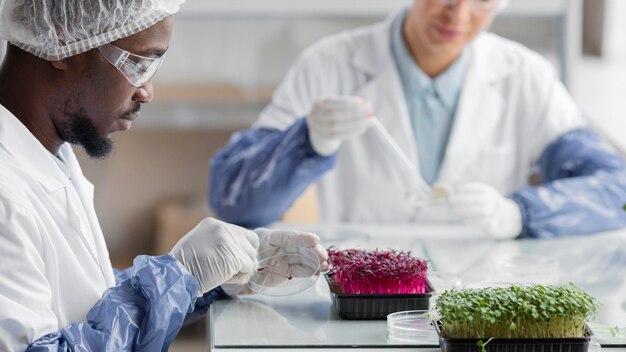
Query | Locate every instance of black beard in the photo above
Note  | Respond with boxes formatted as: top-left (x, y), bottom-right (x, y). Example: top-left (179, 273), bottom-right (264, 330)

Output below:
top-left (60, 108), bottom-right (113, 159)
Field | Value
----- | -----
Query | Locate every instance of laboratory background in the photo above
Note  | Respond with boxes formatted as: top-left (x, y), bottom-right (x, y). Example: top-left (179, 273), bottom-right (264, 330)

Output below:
top-left (1, 0), bottom-right (623, 349)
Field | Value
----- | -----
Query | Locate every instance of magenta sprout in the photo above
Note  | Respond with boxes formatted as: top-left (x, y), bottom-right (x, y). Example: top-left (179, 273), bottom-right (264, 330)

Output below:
top-left (327, 247), bottom-right (428, 294)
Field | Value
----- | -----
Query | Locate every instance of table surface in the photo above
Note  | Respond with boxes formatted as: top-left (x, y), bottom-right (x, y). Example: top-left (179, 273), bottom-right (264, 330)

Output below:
top-left (209, 224), bottom-right (626, 351)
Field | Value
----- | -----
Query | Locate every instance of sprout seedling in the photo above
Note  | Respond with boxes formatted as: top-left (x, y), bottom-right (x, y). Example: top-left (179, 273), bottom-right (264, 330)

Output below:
top-left (477, 337), bottom-right (494, 352)
top-left (435, 283), bottom-right (600, 339)
top-left (257, 267), bottom-right (293, 280)
top-left (327, 247), bottom-right (428, 294)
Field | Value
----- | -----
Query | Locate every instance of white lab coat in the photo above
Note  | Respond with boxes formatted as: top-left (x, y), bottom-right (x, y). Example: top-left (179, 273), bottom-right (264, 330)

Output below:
top-left (0, 105), bottom-right (115, 351)
top-left (255, 14), bottom-right (586, 223)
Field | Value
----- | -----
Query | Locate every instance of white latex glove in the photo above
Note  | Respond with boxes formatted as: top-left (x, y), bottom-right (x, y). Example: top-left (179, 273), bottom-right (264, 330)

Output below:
top-left (222, 228), bottom-right (328, 296)
top-left (307, 95), bottom-right (374, 156)
top-left (446, 182), bottom-right (522, 240)
top-left (169, 217), bottom-right (260, 296)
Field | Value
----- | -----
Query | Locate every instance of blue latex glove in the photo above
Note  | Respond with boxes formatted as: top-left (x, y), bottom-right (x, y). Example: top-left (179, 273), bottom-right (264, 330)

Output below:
top-left (27, 255), bottom-right (224, 352)
top-left (210, 118), bottom-right (336, 227)
top-left (510, 129), bottom-right (626, 238)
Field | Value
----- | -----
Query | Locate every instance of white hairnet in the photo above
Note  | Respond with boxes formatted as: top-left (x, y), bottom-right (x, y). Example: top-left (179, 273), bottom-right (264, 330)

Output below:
top-left (0, 0), bottom-right (185, 61)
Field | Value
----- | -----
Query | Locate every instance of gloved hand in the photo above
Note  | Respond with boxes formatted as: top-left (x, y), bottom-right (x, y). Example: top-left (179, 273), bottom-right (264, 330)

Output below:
top-left (222, 228), bottom-right (328, 296)
top-left (446, 182), bottom-right (522, 239)
top-left (169, 217), bottom-right (260, 296)
top-left (307, 95), bottom-right (374, 156)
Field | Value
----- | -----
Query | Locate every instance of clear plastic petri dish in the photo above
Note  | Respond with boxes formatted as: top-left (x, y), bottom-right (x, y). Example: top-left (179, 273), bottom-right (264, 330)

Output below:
top-left (492, 254), bottom-right (559, 285)
top-left (247, 247), bottom-right (321, 296)
top-left (387, 310), bottom-right (438, 343)
top-left (463, 282), bottom-right (515, 289)
top-left (428, 271), bottom-right (462, 293)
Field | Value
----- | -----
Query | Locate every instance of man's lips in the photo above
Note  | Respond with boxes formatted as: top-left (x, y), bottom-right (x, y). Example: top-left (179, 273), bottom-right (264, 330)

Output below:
top-left (120, 104), bottom-right (141, 121)
top-left (115, 105), bottom-right (141, 131)
top-left (121, 114), bottom-right (137, 122)
top-left (433, 24), bottom-right (464, 41)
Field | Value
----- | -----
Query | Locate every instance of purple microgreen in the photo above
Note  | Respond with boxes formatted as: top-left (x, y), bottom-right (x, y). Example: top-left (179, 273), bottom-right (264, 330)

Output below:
top-left (327, 247), bottom-right (428, 294)
top-left (257, 267), bottom-right (293, 280)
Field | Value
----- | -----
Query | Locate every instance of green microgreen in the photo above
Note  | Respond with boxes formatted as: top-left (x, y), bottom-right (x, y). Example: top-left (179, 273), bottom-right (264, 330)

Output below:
top-left (610, 326), bottom-right (620, 337)
top-left (477, 337), bottom-right (494, 352)
top-left (435, 283), bottom-right (600, 339)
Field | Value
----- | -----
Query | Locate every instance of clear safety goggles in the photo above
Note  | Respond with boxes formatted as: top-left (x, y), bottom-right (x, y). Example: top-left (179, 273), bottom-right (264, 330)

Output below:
top-left (437, 0), bottom-right (510, 13)
top-left (97, 43), bottom-right (164, 87)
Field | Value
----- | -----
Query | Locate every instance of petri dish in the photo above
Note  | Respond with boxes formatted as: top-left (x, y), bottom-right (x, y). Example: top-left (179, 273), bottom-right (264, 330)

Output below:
top-left (463, 282), bottom-right (514, 289)
top-left (428, 271), bottom-right (462, 293)
top-left (387, 310), bottom-right (438, 343)
top-left (247, 247), bottom-right (321, 296)
top-left (492, 254), bottom-right (559, 285)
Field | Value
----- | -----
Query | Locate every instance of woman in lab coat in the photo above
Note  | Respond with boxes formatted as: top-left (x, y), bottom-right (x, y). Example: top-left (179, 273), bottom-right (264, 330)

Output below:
top-left (210, 0), bottom-right (626, 239)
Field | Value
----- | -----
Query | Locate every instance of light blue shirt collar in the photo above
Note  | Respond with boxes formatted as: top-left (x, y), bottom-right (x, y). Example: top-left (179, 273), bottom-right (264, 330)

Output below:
top-left (390, 10), bottom-right (471, 184)
top-left (391, 10), bottom-right (470, 113)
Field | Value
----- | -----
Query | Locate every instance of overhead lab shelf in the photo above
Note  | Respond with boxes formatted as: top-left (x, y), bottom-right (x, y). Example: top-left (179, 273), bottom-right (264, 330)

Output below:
top-left (178, 0), bottom-right (568, 19)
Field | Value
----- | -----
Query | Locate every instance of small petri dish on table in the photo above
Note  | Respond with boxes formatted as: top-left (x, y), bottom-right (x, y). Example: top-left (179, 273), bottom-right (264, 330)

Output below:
top-left (428, 271), bottom-right (462, 293)
top-left (387, 310), bottom-right (437, 343)
top-left (492, 254), bottom-right (559, 285)
top-left (247, 247), bottom-right (321, 296)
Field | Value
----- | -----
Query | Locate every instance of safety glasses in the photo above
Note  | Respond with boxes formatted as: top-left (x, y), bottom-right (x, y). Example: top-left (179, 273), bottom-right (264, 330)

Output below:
top-left (437, 0), bottom-right (510, 13)
top-left (97, 43), bottom-right (164, 87)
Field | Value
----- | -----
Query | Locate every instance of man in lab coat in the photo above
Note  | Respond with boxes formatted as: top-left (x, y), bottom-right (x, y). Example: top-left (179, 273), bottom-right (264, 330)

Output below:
top-left (211, 0), bottom-right (626, 238)
top-left (0, 1), bottom-right (326, 351)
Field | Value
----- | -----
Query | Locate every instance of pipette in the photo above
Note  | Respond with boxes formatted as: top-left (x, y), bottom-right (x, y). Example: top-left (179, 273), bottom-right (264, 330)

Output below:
top-left (370, 118), bottom-right (433, 205)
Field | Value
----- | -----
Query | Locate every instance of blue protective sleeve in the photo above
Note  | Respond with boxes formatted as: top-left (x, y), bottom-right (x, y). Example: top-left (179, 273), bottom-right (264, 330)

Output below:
top-left (510, 129), bottom-right (626, 239)
top-left (27, 255), bottom-right (225, 352)
top-left (113, 267), bottom-right (133, 284)
top-left (210, 118), bottom-right (336, 227)
top-left (112, 265), bottom-right (223, 325)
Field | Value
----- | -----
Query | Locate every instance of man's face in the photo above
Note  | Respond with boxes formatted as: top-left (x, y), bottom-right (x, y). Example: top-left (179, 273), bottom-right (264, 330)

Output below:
top-left (57, 17), bottom-right (173, 158)
top-left (408, 0), bottom-right (494, 58)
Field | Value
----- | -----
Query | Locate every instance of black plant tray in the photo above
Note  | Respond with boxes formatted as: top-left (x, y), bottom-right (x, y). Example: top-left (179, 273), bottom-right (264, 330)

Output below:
top-left (435, 320), bottom-right (593, 352)
top-left (325, 275), bottom-right (432, 320)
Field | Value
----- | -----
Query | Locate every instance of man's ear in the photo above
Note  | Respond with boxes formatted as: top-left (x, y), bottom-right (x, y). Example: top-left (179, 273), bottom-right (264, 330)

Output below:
top-left (49, 59), bottom-right (69, 70)
top-left (50, 50), bottom-right (91, 71)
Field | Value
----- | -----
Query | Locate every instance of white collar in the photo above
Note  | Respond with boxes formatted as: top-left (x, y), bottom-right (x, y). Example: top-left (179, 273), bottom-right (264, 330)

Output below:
top-left (0, 104), bottom-right (71, 192)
